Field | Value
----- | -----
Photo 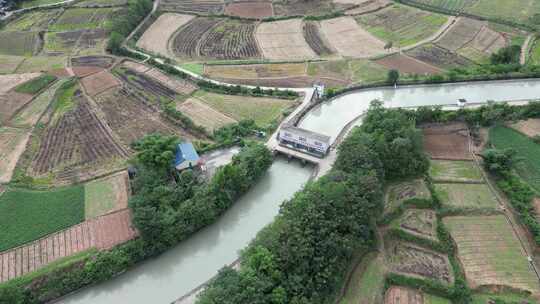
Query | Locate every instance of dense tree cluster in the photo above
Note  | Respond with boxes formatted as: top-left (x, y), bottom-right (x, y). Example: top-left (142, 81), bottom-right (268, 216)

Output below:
top-left (197, 101), bottom-right (429, 304)
top-left (129, 137), bottom-right (273, 251)
top-left (107, 0), bottom-right (153, 54)
top-left (490, 45), bottom-right (522, 65)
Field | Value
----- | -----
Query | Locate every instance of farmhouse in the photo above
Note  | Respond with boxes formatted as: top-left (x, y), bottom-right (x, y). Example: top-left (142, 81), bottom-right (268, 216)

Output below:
top-left (175, 142), bottom-right (201, 171)
top-left (278, 125), bottom-right (331, 157)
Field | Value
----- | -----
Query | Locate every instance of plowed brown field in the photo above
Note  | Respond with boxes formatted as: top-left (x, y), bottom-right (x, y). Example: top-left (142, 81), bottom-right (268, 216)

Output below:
top-left (422, 123), bottom-right (471, 160)
top-left (81, 70), bottom-right (121, 96)
top-left (375, 54), bottom-right (443, 74)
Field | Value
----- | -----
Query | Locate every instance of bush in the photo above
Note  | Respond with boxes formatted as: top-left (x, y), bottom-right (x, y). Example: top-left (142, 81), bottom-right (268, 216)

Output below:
top-left (14, 74), bottom-right (57, 94)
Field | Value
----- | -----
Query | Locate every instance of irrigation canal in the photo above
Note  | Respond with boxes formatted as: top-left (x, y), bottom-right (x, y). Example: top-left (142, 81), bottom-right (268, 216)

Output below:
top-left (57, 78), bottom-right (540, 304)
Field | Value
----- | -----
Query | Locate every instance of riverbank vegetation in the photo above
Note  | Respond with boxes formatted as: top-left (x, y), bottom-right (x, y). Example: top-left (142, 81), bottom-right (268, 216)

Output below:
top-left (197, 101), bottom-right (431, 304)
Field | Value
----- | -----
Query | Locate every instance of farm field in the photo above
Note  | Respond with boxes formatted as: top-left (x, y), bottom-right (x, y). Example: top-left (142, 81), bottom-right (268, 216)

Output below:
top-left (15, 56), bottom-right (67, 73)
top-left (375, 54), bottom-right (442, 75)
top-left (385, 286), bottom-right (451, 304)
top-left (198, 20), bottom-right (260, 60)
top-left (435, 17), bottom-right (507, 63)
top-left (0, 31), bottom-right (40, 56)
top-left (80, 70), bottom-right (121, 96)
top-left (0, 55), bottom-right (26, 74)
top-left (429, 160), bottom-right (483, 183)
top-left (71, 56), bottom-right (114, 68)
top-left (31, 85), bottom-right (128, 181)
top-left (510, 118), bottom-right (540, 138)
top-left (256, 19), bottom-right (316, 60)
top-left (393, 209), bottom-right (438, 241)
top-left (136, 13), bottom-right (194, 57)
top-left (159, 0), bottom-right (224, 14)
top-left (385, 179), bottom-right (431, 214)
top-left (272, 0), bottom-right (342, 17)
top-left (344, 0), bottom-right (392, 15)
top-left (434, 183), bottom-right (497, 209)
top-left (0, 209), bottom-right (136, 283)
top-left (14, 74), bottom-right (56, 94)
top-left (145, 68), bottom-right (198, 95)
top-left (386, 241), bottom-right (453, 284)
top-left (171, 17), bottom-right (223, 58)
top-left (10, 79), bottom-right (69, 128)
top-left (0, 90), bottom-right (34, 124)
top-left (306, 60), bottom-right (351, 82)
top-left (406, 43), bottom-right (472, 69)
top-left (423, 123), bottom-right (472, 160)
top-left (348, 59), bottom-right (390, 83)
top-left (531, 40), bottom-right (540, 65)
top-left (95, 87), bottom-right (193, 146)
top-left (224, 2), bottom-right (273, 19)
top-left (490, 125), bottom-right (540, 192)
top-left (84, 171), bottom-right (129, 219)
top-left (48, 8), bottom-right (115, 31)
top-left (443, 215), bottom-right (540, 293)
top-left (114, 67), bottom-right (179, 104)
top-left (340, 252), bottom-right (385, 304)
top-left (0, 185), bottom-right (85, 252)
top-left (176, 98), bottom-right (237, 131)
top-left (0, 128), bottom-right (31, 184)
top-left (193, 90), bottom-right (293, 127)
top-left (18, 0), bottom-right (63, 8)
top-left (0, 73), bottom-right (42, 93)
top-left (204, 63), bottom-right (307, 79)
top-left (3, 9), bottom-right (62, 31)
top-left (320, 17), bottom-right (387, 58)
top-left (471, 292), bottom-right (540, 304)
top-left (356, 4), bottom-right (447, 47)
top-left (303, 21), bottom-right (334, 56)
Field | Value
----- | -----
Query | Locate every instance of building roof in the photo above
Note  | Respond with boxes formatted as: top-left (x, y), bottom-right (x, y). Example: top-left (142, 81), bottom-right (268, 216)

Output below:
top-left (175, 142), bottom-right (200, 167)
top-left (281, 125), bottom-right (331, 144)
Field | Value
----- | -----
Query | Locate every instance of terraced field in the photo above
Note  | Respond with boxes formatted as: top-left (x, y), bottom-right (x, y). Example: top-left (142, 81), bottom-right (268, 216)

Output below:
top-left (198, 20), bottom-right (260, 60)
top-left (171, 18), bottom-right (223, 58)
top-left (429, 160), bottom-right (483, 183)
top-left (0, 31), bottom-right (40, 56)
top-left (303, 21), bottom-right (334, 56)
top-left (224, 2), bottom-right (273, 19)
top-left (434, 183), bottom-right (497, 210)
top-left (136, 13), bottom-right (194, 57)
top-left (356, 4), bottom-right (448, 47)
top-left (49, 7), bottom-right (115, 31)
top-left (423, 123), bottom-right (472, 160)
top-left (176, 98), bottom-right (237, 131)
top-left (406, 43), bottom-right (472, 69)
top-left (0, 128), bottom-right (31, 183)
top-left (444, 215), bottom-right (540, 293)
top-left (160, 0), bottom-right (224, 14)
top-left (385, 179), bottom-right (431, 213)
top-left (256, 19), bottom-right (317, 60)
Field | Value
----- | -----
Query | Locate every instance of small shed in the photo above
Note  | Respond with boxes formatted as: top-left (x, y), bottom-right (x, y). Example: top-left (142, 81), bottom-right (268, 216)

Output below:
top-left (175, 142), bottom-right (200, 171)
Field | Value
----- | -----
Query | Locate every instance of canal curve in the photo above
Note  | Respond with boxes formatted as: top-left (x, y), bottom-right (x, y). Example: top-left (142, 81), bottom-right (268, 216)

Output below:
top-left (57, 78), bottom-right (540, 304)
top-left (57, 159), bottom-right (313, 304)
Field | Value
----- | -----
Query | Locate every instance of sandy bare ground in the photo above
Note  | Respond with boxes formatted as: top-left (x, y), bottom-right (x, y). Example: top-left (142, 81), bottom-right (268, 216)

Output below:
top-left (256, 19), bottom-right (317, 60)
top-left (0, 127), bottom-right (30, 183)
top-left (0, 209), bottom-right (137, 283)
top-left (320, 17), bottom-right (386, 58)
top-left (136, 13), bottom-right (195, 57)
top-left (81, 70), bottom-right (121, 97)
top-left (0, 73), bottom-right (41, 94)
top-left (145, 68), bottom-right (198, 95)
top-left (510, 118), bottom-right (540, 138)
top-left (177, 98), bottom-right (236, 131)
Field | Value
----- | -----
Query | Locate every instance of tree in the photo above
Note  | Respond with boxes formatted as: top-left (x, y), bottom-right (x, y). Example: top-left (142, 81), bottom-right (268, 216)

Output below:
top-left (384, 41), bottom-right (393, 50)
top-left (387, 69), bottom-right (400, 85)
top-left (107, 31), bottom-right (123, 54)
top-left (490, 45), bottom-right (521, 65)
top-left (480, 148), bottom-right (521, 177)
top-left (132, 134), bottom-right (180, 173)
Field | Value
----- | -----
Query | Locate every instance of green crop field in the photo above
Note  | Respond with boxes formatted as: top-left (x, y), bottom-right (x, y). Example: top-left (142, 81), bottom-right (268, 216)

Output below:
top-left (349, 59), bottom-right (389, 84)
top-left (340, 252), bottom-right (385, 304)
top-left (472, 292), bottom-right (540, 304)
top-left (429, 160), bottom-right (483, 182)
top-left (0, 186), bottom-right (85, 251)
top-left (194, 90), bottom-right (293, 127)
top-left (434, 183), bottom-right (497, 209)
top-left (15, 74), bottom-right (57, 94)
top-left (530, 39), bottom-right (540, 65)
top-left (19, 0), bottom-right (65, 8)
top-left (490, 125), bottom-right (540, 192)
top-left (356, 4), bottom-right (448, 47)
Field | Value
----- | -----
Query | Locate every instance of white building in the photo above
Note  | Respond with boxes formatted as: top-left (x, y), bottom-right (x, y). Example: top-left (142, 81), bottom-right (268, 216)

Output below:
top-left (278, 125), bottom-right (331, 157)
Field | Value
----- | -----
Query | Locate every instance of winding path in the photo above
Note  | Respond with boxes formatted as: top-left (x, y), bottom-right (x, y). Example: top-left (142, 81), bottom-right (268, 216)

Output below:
top-left (521, 34), bottom-right (534, 65)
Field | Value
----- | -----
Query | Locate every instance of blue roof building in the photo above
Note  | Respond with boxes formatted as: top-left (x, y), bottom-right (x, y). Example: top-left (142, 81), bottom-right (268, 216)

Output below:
top-left (174, 142), bottom-right (200, 171)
